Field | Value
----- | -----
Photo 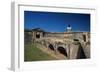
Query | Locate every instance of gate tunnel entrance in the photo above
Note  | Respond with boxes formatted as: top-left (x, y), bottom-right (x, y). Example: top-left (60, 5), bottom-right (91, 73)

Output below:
top-left (36, 34), bottom-right (40, 38)
top-left (57, 47), bottom-right (67, 57)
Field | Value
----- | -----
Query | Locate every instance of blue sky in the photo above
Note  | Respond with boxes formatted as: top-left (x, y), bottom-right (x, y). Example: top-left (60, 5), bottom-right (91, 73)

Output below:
top-left (24, 11), bottom-right (90, 32)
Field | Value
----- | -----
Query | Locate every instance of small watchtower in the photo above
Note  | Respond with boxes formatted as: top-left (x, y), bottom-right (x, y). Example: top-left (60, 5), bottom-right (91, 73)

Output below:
top-left (67, 24), bottom-right (72, 32)
top-left (32, 28), bottom-right (45, 39)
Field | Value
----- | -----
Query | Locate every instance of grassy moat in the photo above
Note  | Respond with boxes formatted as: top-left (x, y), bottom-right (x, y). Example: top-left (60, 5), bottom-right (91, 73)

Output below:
top-left (24, 43), bottom-right (56, 61)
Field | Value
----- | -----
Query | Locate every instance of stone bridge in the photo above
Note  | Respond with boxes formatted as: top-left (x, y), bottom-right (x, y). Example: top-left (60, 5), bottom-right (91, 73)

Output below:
top-left (33, 37), bottom-right (90, 59)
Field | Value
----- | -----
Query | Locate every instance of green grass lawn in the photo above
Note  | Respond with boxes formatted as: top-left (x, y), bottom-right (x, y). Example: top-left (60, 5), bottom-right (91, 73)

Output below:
top-left (24, 43), bottom-right (56, 61)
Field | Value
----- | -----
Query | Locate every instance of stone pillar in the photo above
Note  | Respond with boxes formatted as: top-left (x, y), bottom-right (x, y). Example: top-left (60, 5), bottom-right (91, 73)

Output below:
top-left (54, 43), bottom-right (58, 55)
top-left (83, 44), bottom-right (90, 58)
top-left (66, 44), bottom-right (70, 59)
top-left (86, 33), bottom-right (90, 42)
top-left (70, 41), bottom-right (80, 59)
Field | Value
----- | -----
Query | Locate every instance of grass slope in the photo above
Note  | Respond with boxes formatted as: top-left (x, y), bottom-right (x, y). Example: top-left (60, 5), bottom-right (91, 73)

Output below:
top-left (24, 43), bottom-right (56, 61)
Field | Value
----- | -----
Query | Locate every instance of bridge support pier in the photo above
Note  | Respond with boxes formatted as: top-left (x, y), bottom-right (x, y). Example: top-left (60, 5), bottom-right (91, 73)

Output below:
top-left (66, 44), bottom-right (70, 59)
top-left (69, 42), bottom-right (80, 59)
top-left (54, 43), bottom-right (58, 55)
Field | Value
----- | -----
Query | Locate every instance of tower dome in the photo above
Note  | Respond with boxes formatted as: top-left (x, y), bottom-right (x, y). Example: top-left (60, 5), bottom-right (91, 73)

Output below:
top-left (67, 24), bottom-right (72, 32)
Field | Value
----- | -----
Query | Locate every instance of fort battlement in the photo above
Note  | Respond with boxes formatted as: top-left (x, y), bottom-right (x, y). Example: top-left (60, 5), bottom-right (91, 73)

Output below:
top-left (25, 26), bottom-right (90, 59)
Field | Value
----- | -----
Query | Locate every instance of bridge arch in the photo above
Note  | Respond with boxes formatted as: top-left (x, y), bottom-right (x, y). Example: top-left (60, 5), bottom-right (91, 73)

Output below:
top-left (57, 46), bottom-right (67, 57)
top-left (48, 44), bottom-right (55, 51)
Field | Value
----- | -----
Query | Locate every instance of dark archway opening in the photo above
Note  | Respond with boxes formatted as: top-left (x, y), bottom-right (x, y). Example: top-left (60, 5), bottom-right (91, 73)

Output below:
top-left (77, 44), bottom-right (87, 59)
top-left (36, 34), bottom-right (40, 38)
top-left (83, 35), bottom-right (86, 42)
top-left (43, 32), bottom-right (45, 37)
top-left (57, 47), bottom-right (67, 57)
top-left (48, 44), bottom-right (54, 51)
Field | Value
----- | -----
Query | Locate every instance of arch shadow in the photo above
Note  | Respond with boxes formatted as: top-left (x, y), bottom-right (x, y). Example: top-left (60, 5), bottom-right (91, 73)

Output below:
top-left (48, 44), bottom-right (55, 51)
top-left (57, 46), bottom-right (67, 57)
top-left (77, 44), bottom-right (87, 59)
